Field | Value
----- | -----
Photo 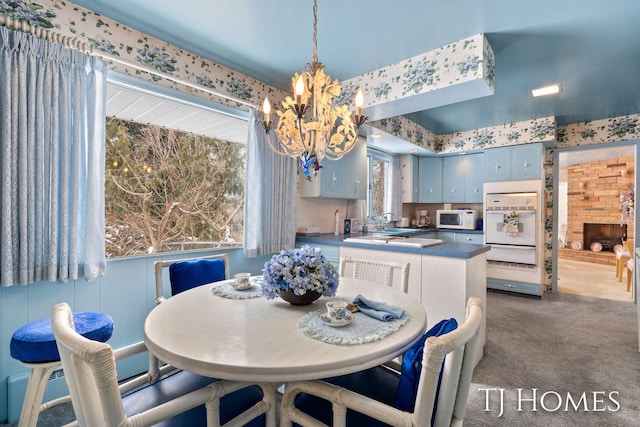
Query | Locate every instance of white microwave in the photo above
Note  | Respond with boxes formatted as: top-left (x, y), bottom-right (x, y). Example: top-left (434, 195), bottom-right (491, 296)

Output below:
top-left (436, 209), bottom-right (479, 230)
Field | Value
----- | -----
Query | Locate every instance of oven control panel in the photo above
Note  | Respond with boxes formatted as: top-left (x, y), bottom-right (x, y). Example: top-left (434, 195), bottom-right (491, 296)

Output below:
top-left (485, 192), bottom-right (537, 211)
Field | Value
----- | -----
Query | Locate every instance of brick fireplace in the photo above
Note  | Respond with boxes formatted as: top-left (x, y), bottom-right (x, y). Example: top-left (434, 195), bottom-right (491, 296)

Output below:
top-left (560, 155), bottom-right (634, 266)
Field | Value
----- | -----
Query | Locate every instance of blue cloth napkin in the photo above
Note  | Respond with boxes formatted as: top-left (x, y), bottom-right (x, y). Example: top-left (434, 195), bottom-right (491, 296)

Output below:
top-left (352, 294), bottom-right (404, 321)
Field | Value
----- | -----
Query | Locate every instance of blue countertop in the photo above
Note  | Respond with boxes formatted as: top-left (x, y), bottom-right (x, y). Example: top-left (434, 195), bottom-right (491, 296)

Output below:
top-left (296, 232), bottom-right (490, 259)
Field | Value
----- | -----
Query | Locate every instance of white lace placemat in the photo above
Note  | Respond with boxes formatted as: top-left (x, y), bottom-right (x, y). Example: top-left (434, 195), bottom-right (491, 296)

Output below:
top-left (211, 278), bottom-right (263, 299)
top-left (298, 309), bottom-right (410, 345)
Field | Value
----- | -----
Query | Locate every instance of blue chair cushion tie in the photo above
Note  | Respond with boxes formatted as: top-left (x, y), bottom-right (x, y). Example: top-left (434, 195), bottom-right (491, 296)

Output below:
top-left (395, 317), bottom-right (458, 413)
top-left (169, 258), bottom-right (226, 296)
top-left (10, 312), bottom-right (114, 364)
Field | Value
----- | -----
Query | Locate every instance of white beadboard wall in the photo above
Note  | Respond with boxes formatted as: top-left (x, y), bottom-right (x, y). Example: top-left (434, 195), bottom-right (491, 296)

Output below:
top-left (296, 197), bottom-right (349, 234)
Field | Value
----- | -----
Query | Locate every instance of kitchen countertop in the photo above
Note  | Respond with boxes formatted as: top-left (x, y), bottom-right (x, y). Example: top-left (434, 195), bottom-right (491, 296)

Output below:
top-left (296, 231), bottom-right (490, 259)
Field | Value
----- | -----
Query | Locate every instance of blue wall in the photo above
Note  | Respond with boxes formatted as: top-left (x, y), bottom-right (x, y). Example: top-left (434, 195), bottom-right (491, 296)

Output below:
top-left (0, 247), bottom-right (272, 423)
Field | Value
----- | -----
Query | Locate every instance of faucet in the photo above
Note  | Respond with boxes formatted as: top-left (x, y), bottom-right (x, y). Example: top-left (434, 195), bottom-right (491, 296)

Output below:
top-left (372, 213), bottom-right (398, 230)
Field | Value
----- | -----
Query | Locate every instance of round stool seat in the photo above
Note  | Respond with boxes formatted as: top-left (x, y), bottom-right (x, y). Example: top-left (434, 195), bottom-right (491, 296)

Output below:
top-left (10, 312), bottom-right (113, 364)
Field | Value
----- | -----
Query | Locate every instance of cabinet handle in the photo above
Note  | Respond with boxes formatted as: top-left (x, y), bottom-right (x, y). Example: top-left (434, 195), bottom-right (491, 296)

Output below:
top-left (429, 188), bottom-right (433, 193)
top-left (494, 164), bottom-right (501, 173)
top-left (466, 237), bottom-right (472, 241)
top-left (506, 283), bottom-right (515, 288)
top-left (523, 161), bottom-right (529, 169)
top-left (474, 187), bottom-right (479, 193)
top-left (451, 188), bottom-right (455, 193)
top-left (332, 172), bottom-right (337, 184)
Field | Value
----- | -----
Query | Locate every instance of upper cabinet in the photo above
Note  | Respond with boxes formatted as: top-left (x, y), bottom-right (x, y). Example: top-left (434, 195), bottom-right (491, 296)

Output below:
top-left (484, 143), bottom-right (543, 182)
top-left (443, 153), bottom-right (484, 203)
top-left (400, 155), bottom-right (419, 203)
top-left (298, 138), bottom-right (367, 199)
top-left (418, 157), bottom-right (443, 203)
top-left (464, 153), bottom-right (485, 202)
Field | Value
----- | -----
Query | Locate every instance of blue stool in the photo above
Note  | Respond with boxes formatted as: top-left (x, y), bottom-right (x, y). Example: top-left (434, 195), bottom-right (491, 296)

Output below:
top-left (10, 311), bottom-right (113, 427)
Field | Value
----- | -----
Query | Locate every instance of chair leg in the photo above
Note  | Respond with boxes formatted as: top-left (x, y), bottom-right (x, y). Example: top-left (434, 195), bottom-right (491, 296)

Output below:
top-left (627, 267), bottom-right (633, 292)
top-left (18, 362), bottom-right (60, 427)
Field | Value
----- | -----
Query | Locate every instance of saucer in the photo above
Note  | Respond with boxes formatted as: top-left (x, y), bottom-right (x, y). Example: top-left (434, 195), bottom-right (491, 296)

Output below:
top-left (319, 312), bottom-right (354, 327)
top-left (231, 282), bottom-right (254, 291)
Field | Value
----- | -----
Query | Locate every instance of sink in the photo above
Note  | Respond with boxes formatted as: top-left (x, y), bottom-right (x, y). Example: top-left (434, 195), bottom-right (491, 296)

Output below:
top-left (374, 228), bottom-right (417, 235)
top-left (343, 236), bottom-right (444, 248)
top-left (387, 238), bottom-right (445, 248)
top-left (343, 235), bottom-right (401, 244)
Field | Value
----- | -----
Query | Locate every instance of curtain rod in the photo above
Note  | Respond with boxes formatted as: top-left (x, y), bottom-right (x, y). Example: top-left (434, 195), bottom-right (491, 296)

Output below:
top-left (0, 16), bottom-right (258, 109)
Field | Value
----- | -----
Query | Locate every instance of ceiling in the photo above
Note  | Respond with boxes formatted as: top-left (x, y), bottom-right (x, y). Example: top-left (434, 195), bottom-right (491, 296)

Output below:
top-left (73, 0), bottom-right (640, 136)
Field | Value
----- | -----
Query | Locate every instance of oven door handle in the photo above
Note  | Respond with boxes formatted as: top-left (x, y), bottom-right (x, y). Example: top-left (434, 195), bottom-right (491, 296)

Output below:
top-left (487, 243), bottom-right (536, 249)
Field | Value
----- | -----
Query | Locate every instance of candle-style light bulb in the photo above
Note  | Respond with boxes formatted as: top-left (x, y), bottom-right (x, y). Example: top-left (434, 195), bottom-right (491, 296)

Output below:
top-left (355, 88), bottom-right (364, 116)
top-left (295, 76), bottom-right (304, 105)
top-left (263, 97), bottom-right (271, 126)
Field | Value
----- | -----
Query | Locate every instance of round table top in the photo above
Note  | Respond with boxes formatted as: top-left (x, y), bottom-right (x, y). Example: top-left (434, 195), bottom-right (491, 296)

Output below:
top-left (144, 277), bottom-right (427, 382)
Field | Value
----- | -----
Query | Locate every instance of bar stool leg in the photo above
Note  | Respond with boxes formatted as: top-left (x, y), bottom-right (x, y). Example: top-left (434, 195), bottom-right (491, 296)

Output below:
top-left (18, 361), bottom-right (60, 427)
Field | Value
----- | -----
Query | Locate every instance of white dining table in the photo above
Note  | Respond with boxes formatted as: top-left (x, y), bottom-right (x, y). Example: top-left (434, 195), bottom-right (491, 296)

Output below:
top-left (144, 277), bottom-right (427, 382)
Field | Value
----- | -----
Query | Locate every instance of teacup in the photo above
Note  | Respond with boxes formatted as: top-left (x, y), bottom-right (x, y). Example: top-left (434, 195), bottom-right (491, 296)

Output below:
top-left (326, 301), bottom-right (349, 321)
top-left (232, 272), bottom-right (251, 289)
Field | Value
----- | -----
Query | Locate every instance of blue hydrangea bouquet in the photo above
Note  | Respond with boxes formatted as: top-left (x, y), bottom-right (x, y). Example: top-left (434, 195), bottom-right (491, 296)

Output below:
top-left (262, 245), bottom-right (339, 300)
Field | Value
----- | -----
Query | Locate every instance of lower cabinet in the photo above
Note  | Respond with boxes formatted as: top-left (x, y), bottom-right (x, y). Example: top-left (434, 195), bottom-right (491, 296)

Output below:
top-left (297, 243), bottom-right (340, 270)
top-left (455, 233), bottom-right (483, 244)
top-left (486, 277), bottom-right (542, 296)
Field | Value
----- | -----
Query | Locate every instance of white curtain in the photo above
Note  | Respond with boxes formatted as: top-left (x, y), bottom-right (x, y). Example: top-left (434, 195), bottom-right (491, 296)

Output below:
top-left (244, 109), bottom-right (298, 257)
top-left (0, 27), bottom-right (107, 286)
top-left (385, 155), bottom-right (403, 218)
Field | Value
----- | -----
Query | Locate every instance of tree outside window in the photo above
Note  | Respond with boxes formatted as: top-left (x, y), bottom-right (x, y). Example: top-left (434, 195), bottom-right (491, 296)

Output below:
top-left (105, 118), bottom-right (245, 257)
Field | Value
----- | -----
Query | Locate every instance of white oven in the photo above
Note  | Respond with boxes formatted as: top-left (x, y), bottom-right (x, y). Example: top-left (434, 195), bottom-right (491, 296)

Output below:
top-left (485, 192), bottom-right (538, 265)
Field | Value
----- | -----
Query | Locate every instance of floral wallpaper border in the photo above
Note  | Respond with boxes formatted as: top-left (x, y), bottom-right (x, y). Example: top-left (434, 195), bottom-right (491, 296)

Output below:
top-left (341, 34), bottom-right (495, 118)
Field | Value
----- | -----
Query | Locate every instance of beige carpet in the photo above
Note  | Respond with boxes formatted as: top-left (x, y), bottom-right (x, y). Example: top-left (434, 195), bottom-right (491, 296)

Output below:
top-left (558, 258), bottom-right (633, 301)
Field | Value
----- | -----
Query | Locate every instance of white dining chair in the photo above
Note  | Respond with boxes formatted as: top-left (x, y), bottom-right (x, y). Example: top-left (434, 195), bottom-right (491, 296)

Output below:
top-left (154, 253), bottom-right (230, 304)
top-left (280, 297), bottom-right (483, 427)
top-left (51, 302), bottom-right (276, 427)
top-left (339, 256), bottom-right (410, 293)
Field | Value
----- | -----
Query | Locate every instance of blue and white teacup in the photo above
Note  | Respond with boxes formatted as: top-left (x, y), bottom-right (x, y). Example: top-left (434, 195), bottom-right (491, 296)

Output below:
top-left (232, 272), bottom-right (251, 289)
top-left (326, 301), bottom-right (349, 321)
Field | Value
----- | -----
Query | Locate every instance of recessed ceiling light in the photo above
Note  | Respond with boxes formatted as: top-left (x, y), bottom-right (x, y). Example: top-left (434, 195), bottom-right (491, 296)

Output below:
top-left (531, 84), bottom-right (561, 97)
top-left (370, 133), bottom-right (382, 138)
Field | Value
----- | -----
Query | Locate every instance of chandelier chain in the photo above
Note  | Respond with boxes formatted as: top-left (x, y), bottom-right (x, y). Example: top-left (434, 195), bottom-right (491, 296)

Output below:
top-left (312, 0), bottom-right (318, 64)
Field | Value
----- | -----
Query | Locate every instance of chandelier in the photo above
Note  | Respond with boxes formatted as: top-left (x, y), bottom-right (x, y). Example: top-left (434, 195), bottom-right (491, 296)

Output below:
top-left (261, 0), bottom-right (367, 178)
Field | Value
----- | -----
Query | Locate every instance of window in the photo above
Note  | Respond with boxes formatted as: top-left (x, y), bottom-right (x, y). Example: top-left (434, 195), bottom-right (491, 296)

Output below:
top-left (367, 150), bottom-right (392, 219)
top-left (104, 75), bottom-right (248, 257)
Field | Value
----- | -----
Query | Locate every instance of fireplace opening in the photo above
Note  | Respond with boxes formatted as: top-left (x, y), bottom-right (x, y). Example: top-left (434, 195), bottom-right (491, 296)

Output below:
top-left (583, 223), bottom-right (627, 252)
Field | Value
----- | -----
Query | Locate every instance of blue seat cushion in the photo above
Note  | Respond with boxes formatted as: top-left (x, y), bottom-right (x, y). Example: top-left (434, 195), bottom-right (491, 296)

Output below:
top-left (396, 318), bottom-right (458, 413)
top-left (293, 366), bottom-right (400, 427)
top-left (123, 370), bottom-right (266, 427)
top-left (10, 312), bottom-right (114, 364)
top-left (169, 258), bottom-right (226, 296)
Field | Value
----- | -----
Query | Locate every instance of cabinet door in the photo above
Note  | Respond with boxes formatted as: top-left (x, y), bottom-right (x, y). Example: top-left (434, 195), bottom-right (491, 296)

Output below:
top-left (435, 232), bottom-right (455, 243)
top-left (455, 233), bottom-right (483, 244)
top-left (418, 157), bottom-right (443, 203)
top-left (464, 153), bottom-right (484, 203)
top-left (511, 143), bottom-right (542, 180)
top-left (400, 155), bottom-right (419, 203)
top-left (443, 156), bottom-right (466, 203)
top-left (319, 157), bottom-right (345, 197)
top-left (344, 141), bottom-right (368, 199)
top-left (484, 148), bottom-right (510, 181)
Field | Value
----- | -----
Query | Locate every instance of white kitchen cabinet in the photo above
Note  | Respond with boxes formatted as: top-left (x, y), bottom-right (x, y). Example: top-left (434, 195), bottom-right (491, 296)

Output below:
top-left (400, 155), bottom-right (419, 203)
top-left (421, 252), bottom-right (486, 364)
top-left (298, 138), bottom-right (367, 199)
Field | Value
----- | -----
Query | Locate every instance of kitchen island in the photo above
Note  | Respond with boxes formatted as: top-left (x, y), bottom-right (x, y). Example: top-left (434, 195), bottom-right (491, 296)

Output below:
top-left (296, 231), bottom-right (489, 363)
